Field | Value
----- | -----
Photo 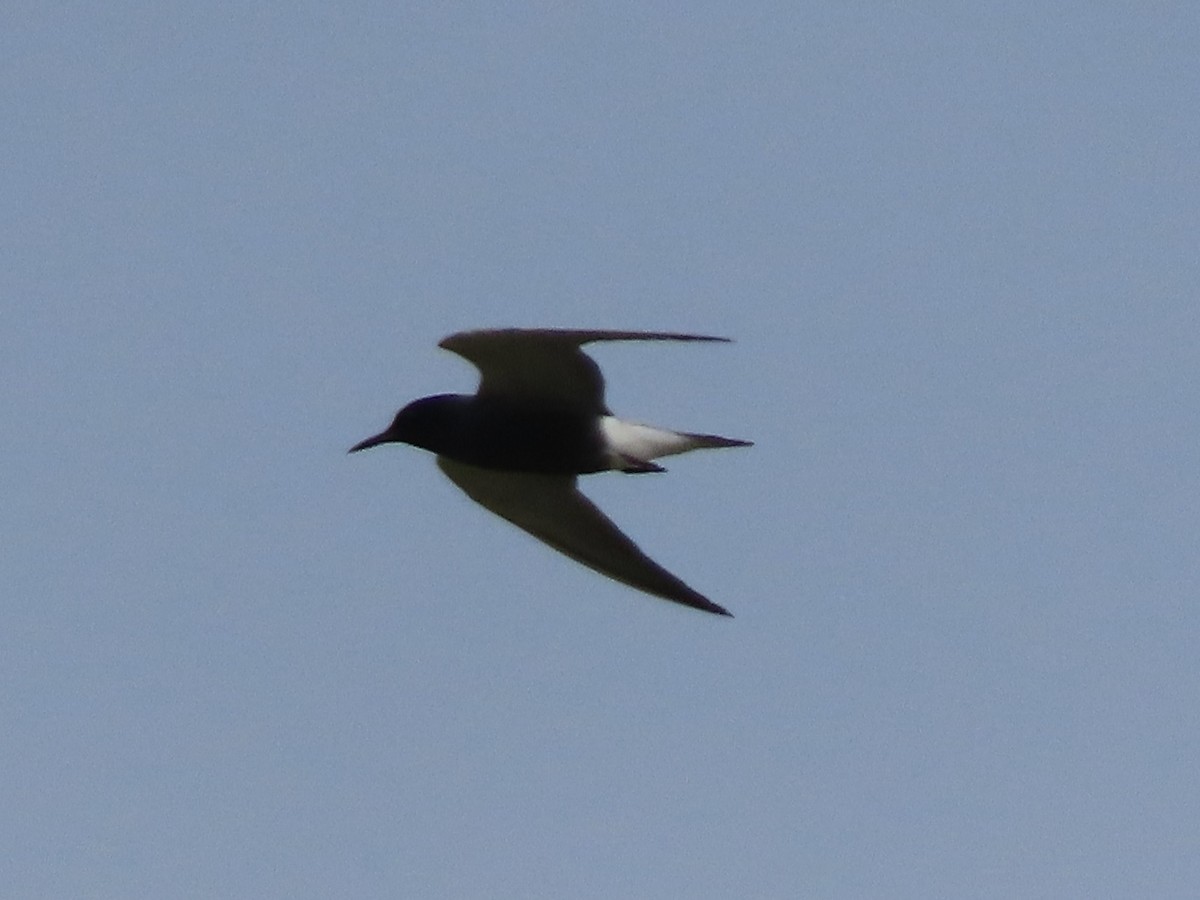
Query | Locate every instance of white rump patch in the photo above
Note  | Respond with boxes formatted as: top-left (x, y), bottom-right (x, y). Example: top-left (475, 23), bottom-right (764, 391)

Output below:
top-left (600, 417), bottom-right (699, 466)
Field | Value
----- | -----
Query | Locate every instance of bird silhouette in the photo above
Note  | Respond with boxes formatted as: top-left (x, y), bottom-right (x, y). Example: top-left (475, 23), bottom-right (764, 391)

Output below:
top-left (350, 328), bottom-right (752, 616)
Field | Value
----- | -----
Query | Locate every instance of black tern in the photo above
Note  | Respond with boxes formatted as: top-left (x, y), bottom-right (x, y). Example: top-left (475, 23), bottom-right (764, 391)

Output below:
top-left (350, 328), bottom-right (752, 616)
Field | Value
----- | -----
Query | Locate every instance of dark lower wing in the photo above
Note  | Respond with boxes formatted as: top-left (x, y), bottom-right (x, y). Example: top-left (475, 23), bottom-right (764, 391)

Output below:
top-left (436, 457), bottom-right (732, 616)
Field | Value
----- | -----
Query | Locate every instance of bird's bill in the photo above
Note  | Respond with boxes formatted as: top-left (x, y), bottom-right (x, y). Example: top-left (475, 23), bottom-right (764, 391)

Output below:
top-left (348, 431), bottom-right (389, 453)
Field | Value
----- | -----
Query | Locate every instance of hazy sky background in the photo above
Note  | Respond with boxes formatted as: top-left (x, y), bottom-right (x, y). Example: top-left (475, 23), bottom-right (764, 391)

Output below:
top-left (5, 3), bottom-right (1199, 897)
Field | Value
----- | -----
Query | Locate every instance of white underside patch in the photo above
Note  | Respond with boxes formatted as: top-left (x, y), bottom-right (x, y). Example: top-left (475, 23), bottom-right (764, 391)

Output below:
top-left (599, 417), bottom-right (700, 466)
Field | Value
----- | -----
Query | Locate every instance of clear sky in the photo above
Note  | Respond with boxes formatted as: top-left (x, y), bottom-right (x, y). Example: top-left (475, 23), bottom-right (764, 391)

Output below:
top-left (5, 3), bottom-right (1199, 898)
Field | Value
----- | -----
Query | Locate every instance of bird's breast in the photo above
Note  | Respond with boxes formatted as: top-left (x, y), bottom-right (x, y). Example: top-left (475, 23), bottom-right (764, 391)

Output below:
top-left (441, 404), bottom-right (606, 475)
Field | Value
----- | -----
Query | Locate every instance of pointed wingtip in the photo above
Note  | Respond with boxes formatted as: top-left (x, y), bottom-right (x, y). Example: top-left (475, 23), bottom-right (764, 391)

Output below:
top-left (694, 597), bottom-right (734, 617)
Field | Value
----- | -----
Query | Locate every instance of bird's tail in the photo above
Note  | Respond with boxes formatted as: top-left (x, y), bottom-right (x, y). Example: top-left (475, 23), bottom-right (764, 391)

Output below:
top-left (601, 417), bottom-right (753, 470)
top-left (680, 431), bottom-right (754, 451)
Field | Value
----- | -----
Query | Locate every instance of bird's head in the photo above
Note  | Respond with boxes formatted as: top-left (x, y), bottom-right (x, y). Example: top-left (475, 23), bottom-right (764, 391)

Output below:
top-left (348, 394), bottom-right (467, 454)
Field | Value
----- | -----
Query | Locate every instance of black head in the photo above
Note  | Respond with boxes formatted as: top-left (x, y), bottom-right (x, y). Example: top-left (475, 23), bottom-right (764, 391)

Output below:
top-left (348, 394), bottom-right (468, 454)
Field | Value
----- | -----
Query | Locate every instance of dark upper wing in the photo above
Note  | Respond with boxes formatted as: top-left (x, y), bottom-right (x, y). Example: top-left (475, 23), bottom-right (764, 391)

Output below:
top-left (438, 328), bottom-right (729, 415)
top-left (436, 457), bottom-right (732, 616)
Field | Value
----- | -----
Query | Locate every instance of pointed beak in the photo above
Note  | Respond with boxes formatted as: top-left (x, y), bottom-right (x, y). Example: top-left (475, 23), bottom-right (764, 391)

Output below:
top-left (348, 431), bottom-right (388, 454)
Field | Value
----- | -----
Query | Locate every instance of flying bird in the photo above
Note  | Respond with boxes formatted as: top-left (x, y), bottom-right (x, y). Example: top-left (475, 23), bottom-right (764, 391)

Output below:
top-left (349, 328), bottom-right (752, 616)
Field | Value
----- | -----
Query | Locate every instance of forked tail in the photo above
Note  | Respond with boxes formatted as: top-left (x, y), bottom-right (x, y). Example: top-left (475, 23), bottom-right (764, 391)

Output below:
top-left (601, 417), bottom-right (753, 471)
top-left (682, 432), bottom-right (754, 451)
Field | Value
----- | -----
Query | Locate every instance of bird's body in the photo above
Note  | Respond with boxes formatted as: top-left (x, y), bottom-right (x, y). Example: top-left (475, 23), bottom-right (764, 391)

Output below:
top-left (369, 393), bottom-right (604, 474)
top-left (350, 328), bottom-right (752, 616)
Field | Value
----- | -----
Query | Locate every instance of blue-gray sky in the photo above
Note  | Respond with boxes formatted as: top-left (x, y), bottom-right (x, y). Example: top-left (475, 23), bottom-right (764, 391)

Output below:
top-left (5, 4), bottom-right (1199, 897)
